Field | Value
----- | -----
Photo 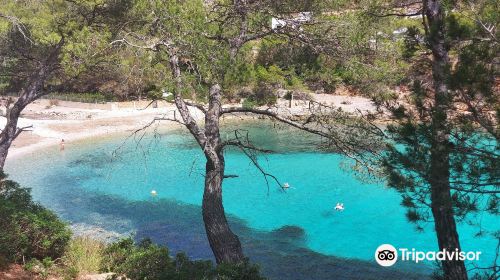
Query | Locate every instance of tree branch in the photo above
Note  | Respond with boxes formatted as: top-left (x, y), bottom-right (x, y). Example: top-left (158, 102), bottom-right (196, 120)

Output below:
top-left (0, 12), bottom-right (33, 43)
top-left (13, 125), bottom-right (33, 140)
top-left (167, 50), bottom-right (207, 149)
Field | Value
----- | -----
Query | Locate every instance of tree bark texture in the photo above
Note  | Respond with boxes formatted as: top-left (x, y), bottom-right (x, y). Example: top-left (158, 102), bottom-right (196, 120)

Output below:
top-left (424, 1), bottom-right (468, 279)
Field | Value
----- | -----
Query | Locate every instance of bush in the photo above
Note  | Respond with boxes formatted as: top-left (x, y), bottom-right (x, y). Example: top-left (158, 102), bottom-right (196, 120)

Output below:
top-left (24, 257), bottom-right (55, 279)
top-left (103, 238), bottom-right (176, 279)
top-left (244, 83), bottom-right (278, 107)
top-left (242, 98), bottom-right (258, 109)
top-left (213, 260), bottom-right (266, 280)
top-left (61, 236), bottom-right (105, 278)
top-left (0, 173), bottom-right (71, 263)
top-left (101, 238), bottom-right (265, 280)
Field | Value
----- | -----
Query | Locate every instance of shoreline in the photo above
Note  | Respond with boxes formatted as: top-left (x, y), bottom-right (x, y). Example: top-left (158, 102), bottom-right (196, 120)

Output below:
top-left (6, 95), bottom-right (379, 160)
top-left (6, 100), bottom-right (195, 160)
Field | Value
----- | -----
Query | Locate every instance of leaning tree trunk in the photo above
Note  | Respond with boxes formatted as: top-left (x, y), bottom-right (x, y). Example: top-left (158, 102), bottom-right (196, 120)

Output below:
top-left (0, 66), bottom-right (49, 170)
top-left (0, 102), bottom-right (22, 170)
top-left (167, 51), bottom-right (244, 263)
top-left (202, 154), bottom-right (244, 264)
top-left (425, 1), bottom-right (468, 279)
top-left (202, 84), bottom-right (244, 263)
top-left (0, 39), bottom-right (62, 171)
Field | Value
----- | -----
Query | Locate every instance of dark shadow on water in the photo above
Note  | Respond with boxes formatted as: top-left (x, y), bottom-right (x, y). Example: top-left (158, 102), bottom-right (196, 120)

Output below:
top-left (37, 173), bottom-right (430, 280)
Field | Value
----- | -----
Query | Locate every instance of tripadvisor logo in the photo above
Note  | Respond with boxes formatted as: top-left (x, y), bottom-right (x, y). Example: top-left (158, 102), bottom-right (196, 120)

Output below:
top-left (375, 244), bottom-right (481, 267)
top-left (375, 244), bottom-right (398, 267)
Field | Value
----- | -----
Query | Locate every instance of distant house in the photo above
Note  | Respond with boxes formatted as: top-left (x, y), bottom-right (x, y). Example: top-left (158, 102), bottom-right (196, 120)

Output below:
top-left (271, 18), bottom-right (287, 30)
top-left (271, 12), bottom-right (312, 30)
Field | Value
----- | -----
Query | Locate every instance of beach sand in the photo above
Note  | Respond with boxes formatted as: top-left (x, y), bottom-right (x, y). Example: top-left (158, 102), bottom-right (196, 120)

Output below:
top-left (5, 100), bottom-right (190, 159)
top-left (5, 94), bottom-right (378, 160)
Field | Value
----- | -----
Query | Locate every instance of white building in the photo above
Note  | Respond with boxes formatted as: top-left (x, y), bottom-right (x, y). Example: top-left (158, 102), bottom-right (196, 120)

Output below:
top-left (271, 12), bottom-right (312, 30)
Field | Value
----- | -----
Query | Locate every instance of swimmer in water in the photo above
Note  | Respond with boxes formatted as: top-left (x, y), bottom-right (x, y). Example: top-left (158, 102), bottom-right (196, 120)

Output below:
top-left (334, 203), bottom-right (344, 211)
top-left (151, 190), bottom-right (157, 197)
top-left (60, 139), bottom-right (65, 151)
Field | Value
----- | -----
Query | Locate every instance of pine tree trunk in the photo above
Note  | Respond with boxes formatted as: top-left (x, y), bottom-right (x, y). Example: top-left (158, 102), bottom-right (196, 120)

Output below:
top-left (425, 1), bottom-right (468, 279)
top-left (429, 126), bottom-right (467, 279)
top-left (0, 41), bottom-right (61, 171)
top-left (202, 84), bottom-right (244, 264)
top-left (0, 116), bottom-right (18, 170)
top-left (0, 99), bottom-right (23, 171)
top-left (202, 155), bottom-right (244, 264)
top-left (167, 52), bottom-right (245, 263)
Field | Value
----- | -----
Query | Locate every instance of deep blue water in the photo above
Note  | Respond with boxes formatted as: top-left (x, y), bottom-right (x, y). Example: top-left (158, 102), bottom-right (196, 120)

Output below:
top-left (6, 121), bottom-right (498, 279)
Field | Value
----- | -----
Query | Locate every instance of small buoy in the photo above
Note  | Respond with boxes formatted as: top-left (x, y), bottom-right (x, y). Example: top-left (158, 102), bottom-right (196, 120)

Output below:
top-left (283, 183), bottom-right (290, 189)
top-left (151, 190), bottom-right (157, 196)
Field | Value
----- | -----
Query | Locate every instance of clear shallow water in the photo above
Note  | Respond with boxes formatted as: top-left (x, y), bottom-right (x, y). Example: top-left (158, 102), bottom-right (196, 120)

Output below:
top-left (6, 121), bottom-right (498, 280)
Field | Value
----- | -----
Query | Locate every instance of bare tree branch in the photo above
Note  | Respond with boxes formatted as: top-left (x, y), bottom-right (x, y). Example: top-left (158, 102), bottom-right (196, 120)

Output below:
top-left (167, 50), bottom-right (207, 149)
top-left (220, 106), bottom-right (382, 171)
top-left (0, 12), bottom-right (33, 43)
top-left (13, 125), bottom-right (33, 140)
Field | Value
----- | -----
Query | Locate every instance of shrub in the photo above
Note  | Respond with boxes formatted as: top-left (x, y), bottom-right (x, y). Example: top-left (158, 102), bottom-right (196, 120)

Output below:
top-left (61, 236), bottom-right (105, 278)
top-left (242, 98), bottom-right (258, 109)
top-left (105, 238), bottom-right (176, 279)
top-left (101, 238), bottom-right (265, 280)
top-left (213, 260), bottom-right (266, 280)
top-left (24, 257), bottom-right (56, 278)
top-left (0, 173), bottom-right (71, 263)
top-left (245, 82), bottom-right (278, 107)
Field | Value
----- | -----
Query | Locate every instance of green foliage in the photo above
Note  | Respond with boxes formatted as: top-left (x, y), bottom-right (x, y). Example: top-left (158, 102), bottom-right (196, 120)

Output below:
top-left (101, 238), bottom-right (265, 280)
top-left (61, 236), bottom-right (106, 278)
top-left (214, 260), bottom-right (266, 280)
top-left (242, 98), bottom-right (258, 109)
top-left (0, 0), bottom-right (153, 100)
top-left (25, 257), bottom-right (55, 279)
top-left (246, 82), bottom-right (278, 107)
top-left (255, 38), bottom-right (340, 93)
top-left (0, 0), bottom-right (411, 101)
top-left (107, 239), bottom-right (176, 280)
top-left (367, 1), bottom-right (499, 239)
top-left (446, 13), bottom-right (475, 41)
top-left (0, 175), bottom-right (71, 263)
top-left (402, 26), bottom-right (423, 60)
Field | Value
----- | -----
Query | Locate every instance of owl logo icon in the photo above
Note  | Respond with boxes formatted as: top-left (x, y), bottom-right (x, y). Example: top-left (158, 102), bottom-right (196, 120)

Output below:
top-left (375, 244), bottom-right (398, 266)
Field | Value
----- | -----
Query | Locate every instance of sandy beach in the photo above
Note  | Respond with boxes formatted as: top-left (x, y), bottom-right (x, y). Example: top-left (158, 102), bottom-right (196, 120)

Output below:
top-left (4, 100), bottom-right (185, 159)
top-left (5, 94), bottom-right (378, 160)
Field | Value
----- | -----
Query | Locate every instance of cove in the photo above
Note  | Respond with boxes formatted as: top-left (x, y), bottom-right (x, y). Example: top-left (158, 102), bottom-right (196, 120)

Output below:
top-left (6, 121), bottom-right (498, 279)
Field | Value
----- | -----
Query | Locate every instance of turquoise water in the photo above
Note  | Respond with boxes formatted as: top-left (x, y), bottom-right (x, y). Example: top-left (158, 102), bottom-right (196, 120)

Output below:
top-left (6, 121), bottom-right (498, 279)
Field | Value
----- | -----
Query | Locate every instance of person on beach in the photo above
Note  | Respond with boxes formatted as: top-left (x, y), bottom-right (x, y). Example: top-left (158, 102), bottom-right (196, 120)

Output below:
top-left (60, 139), bottom-right (65, 151)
